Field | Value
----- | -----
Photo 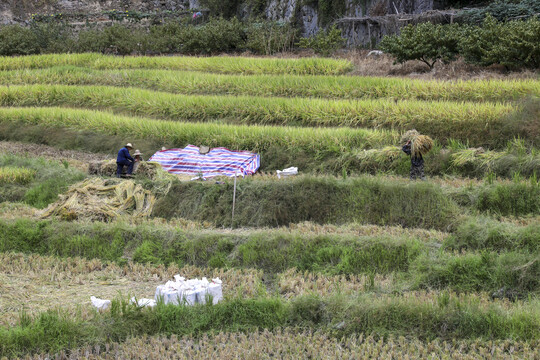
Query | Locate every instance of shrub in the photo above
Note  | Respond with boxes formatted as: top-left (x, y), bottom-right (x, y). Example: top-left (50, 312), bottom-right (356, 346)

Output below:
top-left (198, 0), bottom-right (244, 18)
top-left (297, 25), bottom-right (345, 56)
top-left (146, 22), bottom-right (184, 54)
top-left (181, 17), bottom-right (246, 54)
top-left (29, 22), bottom-right (75, 54)
top-left (0, 26), bottom-right (40, 56)
top-left (460, 0), bottom-right (540, 23)
top-left (77, 25), bottom-right (146, 55)
top-left (460, 15), bottom-right (540, 69)
top-left (379, 22), bottom-right (461, 69)
top-left (245, 21), bottom-right (297, 55)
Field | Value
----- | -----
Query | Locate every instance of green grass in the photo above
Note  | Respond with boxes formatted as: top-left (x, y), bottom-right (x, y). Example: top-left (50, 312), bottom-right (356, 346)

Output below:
top-left (413, 251), bottom-right (539, 294)
top-left (153, 176), bottom-right (461, 230)
top-left (0, 154), bottom-right (85, 208)
top-left (0, 84), bottom-right (519, 147)
top-left (445, 217), bottom-right (540, 252)
top-left (451, 181), bottom-right (540, 216)
top-left (0, 53), bottom-right (354, 75)
top-left (0, 218), bottom-right (427, 274)
top-left (0, 216), bottom-right (537, 293)
top-left (0, 66), bottom-right (538, 102)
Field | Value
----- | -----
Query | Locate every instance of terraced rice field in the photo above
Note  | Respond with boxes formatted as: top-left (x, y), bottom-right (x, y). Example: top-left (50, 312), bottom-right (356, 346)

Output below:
top-left (0, 54), bottom-right (538, 359)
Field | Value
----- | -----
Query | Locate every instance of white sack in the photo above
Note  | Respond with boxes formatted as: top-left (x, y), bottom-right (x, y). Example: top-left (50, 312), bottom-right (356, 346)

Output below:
top-left (276, 167), bottom-right (298, 179)
top-left (90, 296), bottom-right (111, 310)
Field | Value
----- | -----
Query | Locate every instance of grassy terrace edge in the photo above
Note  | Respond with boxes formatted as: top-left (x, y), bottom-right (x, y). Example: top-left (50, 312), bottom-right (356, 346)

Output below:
top-left (0, 53), bottom-right (354, 75)
top-left (1, 216), bottom-right (538, 294)
top-left (1, 67), bottom-right (538, 102)
top-left (1, 293), bottom-right (538, 357)
top-left (0, 85), bottom-right (520, 147)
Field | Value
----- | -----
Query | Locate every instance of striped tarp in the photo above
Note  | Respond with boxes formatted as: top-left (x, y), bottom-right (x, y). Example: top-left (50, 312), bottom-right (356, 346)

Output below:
top-left (149, 145), bottom-right (260, 178)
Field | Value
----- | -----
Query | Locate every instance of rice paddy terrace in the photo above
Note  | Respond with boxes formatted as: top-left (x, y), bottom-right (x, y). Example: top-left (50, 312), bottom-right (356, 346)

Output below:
top-left (0, 54), bottom-right (538, 358)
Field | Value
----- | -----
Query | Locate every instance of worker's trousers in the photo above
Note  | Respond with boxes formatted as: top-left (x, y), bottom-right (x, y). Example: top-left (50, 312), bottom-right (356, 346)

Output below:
top-left (410, 164), bottom-right (426, 180)
top-left (116, 161), bottom-right (134, 177)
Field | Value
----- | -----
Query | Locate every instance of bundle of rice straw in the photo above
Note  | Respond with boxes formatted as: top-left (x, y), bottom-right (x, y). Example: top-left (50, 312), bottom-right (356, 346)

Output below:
top-left (400, 129), bottom-right (434, 157)
top-left (40, 178), bottom-right (155, 221)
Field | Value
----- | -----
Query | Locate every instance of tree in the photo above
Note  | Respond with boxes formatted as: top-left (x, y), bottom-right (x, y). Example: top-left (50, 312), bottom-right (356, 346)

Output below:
top-left (379, 22), bottom-right (461, 70)
top-left (460, 15), bottom-right (540, 69)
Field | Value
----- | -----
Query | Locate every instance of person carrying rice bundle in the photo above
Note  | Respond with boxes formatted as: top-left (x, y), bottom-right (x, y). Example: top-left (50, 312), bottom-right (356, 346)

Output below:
top-left (401, 130), bottom-right (433, 181)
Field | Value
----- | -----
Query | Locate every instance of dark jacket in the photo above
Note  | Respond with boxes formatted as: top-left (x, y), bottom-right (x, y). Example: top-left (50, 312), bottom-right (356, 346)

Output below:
top-left (402, 143), bottom-right (424, 167)
top-left (117, 147), bottom-right (134, 163)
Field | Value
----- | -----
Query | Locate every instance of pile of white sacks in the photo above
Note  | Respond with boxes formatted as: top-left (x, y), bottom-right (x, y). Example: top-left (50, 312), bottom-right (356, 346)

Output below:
top-left (91, 275), bottom-right (223, 310)
top-left (156, 275), bottom-right (223, 305)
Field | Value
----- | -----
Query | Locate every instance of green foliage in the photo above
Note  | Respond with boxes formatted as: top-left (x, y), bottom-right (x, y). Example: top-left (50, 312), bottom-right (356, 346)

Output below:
top-left (460, 15), bottom-right (540, 69)
top-left (77, 25), bottom-right (145, 55)
top-left (297, 25), bottom-right (345, 56)
top-left (245, 21), bottom-right (297, 55)
top-left (460, 0), bottom-right (540, 24)
top-left (1, 294), bottom-right (538, 357)
top-left (379, 22), bottom-right (461, 69)
top-left (181, 17), bottom-right (246, 54)
top-left (0, 154), bottom-right (85, 208)
top-left (198, 0), bottom-right (244, 18)
top-left (0, 26), bottom-right (39, 56)
top-left (29, 22), bottom-right (75, 53)
top-left (304, 0), bottom-right (347, 26)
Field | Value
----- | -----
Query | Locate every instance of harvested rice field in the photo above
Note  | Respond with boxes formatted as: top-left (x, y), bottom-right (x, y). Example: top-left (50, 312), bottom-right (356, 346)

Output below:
top-left (0, 53), bottom-right (538, 359)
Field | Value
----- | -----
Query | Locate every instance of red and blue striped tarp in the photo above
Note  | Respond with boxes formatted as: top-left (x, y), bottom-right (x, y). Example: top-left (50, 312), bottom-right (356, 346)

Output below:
top-left (149, 145), bottom-right (260, 178)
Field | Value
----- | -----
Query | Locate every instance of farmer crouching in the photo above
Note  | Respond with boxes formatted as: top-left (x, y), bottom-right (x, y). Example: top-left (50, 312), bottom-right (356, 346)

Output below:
top-left (402, 140), bottom-right (425, 180)
top-left (132, 149), bottom-right (143, 174)
top-left (116, 143), bottom-right (135, 178)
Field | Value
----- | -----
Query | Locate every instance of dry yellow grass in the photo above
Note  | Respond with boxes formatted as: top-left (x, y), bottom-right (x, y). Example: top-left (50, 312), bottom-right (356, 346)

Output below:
top-left (278, 269), bottom-right (394, 297)
top-left (24, 330), bottom-right (540, 360)
top-left (0, 253), bottom-right (263, 326)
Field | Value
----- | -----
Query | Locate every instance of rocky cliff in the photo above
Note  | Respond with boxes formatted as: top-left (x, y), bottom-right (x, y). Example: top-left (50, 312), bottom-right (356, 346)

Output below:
top-left (1, 0), bottom-right (451, 47)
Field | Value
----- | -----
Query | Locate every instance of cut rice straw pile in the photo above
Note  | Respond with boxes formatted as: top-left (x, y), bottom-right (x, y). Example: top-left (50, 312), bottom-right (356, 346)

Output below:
top-left (40, 178), bottom-right (155, 221)
top-left (400, 129), bottom-right (434, 157)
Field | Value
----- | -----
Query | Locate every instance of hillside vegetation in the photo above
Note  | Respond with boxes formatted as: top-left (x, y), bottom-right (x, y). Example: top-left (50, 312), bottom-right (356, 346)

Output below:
top-left (0, 53), bottom-right (538, 358)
